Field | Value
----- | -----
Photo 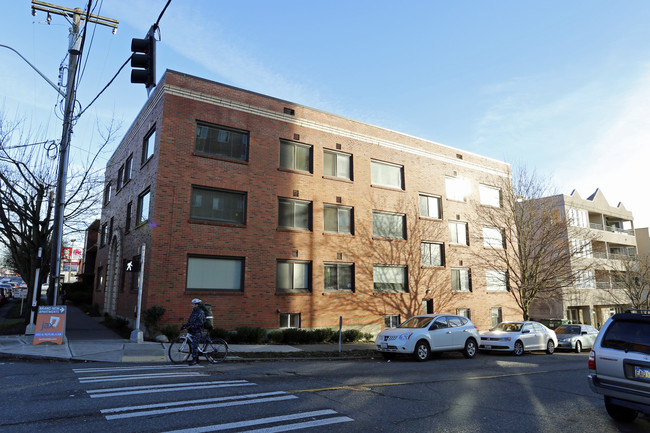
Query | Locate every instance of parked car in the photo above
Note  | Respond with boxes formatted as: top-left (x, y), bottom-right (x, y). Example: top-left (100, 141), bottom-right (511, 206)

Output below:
top-left (588, 309), bottom-right (650, 422)
top-left (0, 283), bottom-right (11, 305)
top-left (480, 321), bottom-right (558, 356)
top-left (554, 324), bottom-right (599, 353)
top-left (375, 314), bottom-right (480, 361)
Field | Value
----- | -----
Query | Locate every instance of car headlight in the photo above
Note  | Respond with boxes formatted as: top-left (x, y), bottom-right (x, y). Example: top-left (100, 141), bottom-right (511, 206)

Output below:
top-left (398, 333), bottom-right (413, 340)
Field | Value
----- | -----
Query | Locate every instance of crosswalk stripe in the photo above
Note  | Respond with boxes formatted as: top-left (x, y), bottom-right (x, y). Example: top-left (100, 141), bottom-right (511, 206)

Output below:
top-left (79, 372), bottom-right (205, 383)
top-left (73, 365), bottom-right (200, 374)
top-left (160, 410), bottom-right (351, 433)
top-left (239, 416), bottom-right (354, 433)
top-left (104, 395), bottom-right (297, 420)
top-left (88, 381), bottom-right (256, 398)
top-left (88, 380), bottom-right (249, 393)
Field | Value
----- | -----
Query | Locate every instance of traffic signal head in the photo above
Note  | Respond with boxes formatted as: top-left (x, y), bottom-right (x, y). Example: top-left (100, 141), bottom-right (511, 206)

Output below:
top-left (130, 34), bottom-right (156, 89)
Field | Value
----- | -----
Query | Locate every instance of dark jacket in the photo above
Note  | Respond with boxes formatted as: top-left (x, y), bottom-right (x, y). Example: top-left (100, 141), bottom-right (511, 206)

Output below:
top-left (185, 306), bottom-right (206, 332)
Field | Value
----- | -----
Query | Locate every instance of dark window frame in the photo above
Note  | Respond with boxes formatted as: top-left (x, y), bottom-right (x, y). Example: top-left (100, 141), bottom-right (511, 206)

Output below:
top-left (194, 121), bottom-right (250, 162)
top-left (190, 185), bottom-right (247, 226)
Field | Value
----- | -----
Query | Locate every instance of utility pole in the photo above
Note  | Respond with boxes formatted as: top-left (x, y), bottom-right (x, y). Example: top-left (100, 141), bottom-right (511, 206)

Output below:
top-left (30, 1), bottom-right (118, 306)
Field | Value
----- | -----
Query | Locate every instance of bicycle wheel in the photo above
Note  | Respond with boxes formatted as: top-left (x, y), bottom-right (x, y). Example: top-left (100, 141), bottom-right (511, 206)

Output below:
top-left (203, 338), bottom-right (228, 364)
top-left (168, 337), bottom-right (191, 364)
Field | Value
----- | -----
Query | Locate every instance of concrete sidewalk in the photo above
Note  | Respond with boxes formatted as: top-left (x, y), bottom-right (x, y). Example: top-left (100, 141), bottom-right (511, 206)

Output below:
top-left (0, 301), bottom-right (375, 363)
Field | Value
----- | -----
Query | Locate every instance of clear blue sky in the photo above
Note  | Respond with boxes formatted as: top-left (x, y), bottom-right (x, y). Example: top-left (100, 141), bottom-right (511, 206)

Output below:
top-left (2, 1), bottom-right (649, 228)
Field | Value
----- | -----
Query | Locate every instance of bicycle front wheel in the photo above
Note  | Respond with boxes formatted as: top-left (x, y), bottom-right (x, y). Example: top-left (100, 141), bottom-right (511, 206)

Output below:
top-left (168, 337), bottom-right (191, 364)
top-left (203, 338), bottom-right (228, 364)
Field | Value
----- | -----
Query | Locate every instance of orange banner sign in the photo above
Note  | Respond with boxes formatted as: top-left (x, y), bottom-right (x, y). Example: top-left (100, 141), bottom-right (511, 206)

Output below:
top-left (33, 306), bottom-right (67, 345)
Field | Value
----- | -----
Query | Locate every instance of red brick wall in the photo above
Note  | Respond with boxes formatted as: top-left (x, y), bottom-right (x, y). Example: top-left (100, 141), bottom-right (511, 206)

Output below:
top-left (95, 70), bottom-right (521, 333)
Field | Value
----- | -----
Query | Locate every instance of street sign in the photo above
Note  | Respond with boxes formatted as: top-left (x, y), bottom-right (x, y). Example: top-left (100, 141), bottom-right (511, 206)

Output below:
top-left (17, 288), bottom-right (28, 299)
top-left (33, 305), bottom-right (67, 345)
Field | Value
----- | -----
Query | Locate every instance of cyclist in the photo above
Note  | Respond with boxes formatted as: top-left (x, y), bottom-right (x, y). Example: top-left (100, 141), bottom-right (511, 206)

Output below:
top-left (181, 298), bottom-right (206, 365)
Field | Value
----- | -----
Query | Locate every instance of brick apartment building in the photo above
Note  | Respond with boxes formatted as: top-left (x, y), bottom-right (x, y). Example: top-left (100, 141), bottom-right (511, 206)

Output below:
top-left (94, 70), bottom-right (520, 333)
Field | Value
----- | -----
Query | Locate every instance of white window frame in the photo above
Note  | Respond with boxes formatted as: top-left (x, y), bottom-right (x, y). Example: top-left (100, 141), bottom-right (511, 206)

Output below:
top-left (421, 242), bottom-right (444, 267)
top-left (486, 269), bottom-right (508, 292)
top-left (451, 268), bottom-right (471, 292)
top-left (483, 227), bottom-right (504, 249)
top-left (449, 221), bottom-right (468, 245)
top-left (568, 208), bottom-right (589, 228)
top-left (323, 149), bottom-right (352, 180)
top-left (445, 177), bottom-right (471, 202)
top-left (479, 184), bottom-right (501, 207)
top-left (419, 194), bottom-right (442, 219)
top-left (280, 313), bottom-right (301, 328)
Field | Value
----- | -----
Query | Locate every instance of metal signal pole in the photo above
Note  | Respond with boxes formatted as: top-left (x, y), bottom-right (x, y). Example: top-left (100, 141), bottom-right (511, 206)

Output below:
top-left (30, 1), bottom-right (118, 305)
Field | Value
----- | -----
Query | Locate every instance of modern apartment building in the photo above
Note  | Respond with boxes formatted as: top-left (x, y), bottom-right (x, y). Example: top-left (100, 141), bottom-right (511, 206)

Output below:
top-left (529, 189), bottom-right (638, 327)
top-left (93, 70), bottom-right (520, 333)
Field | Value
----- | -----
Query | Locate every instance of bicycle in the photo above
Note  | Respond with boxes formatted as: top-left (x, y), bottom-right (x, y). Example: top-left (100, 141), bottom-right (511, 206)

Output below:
top-left (168, 331), bottom-right (228, 364)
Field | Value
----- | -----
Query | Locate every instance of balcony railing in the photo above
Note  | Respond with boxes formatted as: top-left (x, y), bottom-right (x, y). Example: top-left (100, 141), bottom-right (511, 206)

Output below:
top-left (589, 223), bottom-right (635, 236)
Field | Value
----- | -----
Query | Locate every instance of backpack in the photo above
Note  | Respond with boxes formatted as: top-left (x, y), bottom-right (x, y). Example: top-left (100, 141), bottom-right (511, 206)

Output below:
top-left (198, 302), bottom-right (214, 329)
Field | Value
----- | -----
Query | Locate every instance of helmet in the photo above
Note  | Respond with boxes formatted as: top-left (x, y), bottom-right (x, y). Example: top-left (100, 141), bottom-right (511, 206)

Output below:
top-left (191, 298), bottom-right (202, 304)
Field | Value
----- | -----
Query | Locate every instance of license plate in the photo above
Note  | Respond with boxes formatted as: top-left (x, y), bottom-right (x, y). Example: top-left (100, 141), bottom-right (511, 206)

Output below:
top-left (634, 366), bottom-right (650, 382)
top-left (484, 345), bottom-right (492, 350)
top-left (381, 343), bottom-right (388, 349)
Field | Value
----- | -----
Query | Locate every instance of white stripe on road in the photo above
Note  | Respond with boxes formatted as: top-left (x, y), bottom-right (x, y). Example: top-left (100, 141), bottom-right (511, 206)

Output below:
top-left (73, 364), bottom-right (201, 374)
top-left (239, 416), bottom-right (354, 433)
top-left (79, 372), bottom-right (205, 383)
top-left (88, 380), bottom-right (255, 398)
top-left (102, 391), bottom-right (288, 414)
top-left (161, 410), bottom-right (352, 433)
top-left (104, 395), bottom-right (297, 420)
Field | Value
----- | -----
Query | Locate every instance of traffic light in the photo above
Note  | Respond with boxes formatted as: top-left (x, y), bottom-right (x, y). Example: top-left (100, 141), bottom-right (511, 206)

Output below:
top-left (130, 31), bottom-right (156, 89)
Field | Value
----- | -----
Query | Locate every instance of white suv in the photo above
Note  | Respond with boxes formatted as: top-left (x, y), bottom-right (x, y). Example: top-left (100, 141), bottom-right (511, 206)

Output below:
top-left (588, 310), bottom-right (650, 422)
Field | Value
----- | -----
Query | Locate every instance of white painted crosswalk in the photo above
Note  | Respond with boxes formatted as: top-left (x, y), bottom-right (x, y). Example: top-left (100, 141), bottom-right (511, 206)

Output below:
top-left (73, 364), bottom-right (354, 432)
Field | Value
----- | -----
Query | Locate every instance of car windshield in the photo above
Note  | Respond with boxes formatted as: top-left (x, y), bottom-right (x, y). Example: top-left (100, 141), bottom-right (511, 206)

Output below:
top-left (555, 325), bottom-right (581, 335)
top-left (399, 317), bottom-right (434, 329)
top-left (492, 322), bottom-right (522, 332)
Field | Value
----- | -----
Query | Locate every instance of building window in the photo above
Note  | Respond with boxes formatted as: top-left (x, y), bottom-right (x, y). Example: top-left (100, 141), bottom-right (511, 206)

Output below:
top-left (125, 201), bottom-right (132, 234)
top-left (96, 266), bottom-right (104, 291)
top-left (190, 186), bottom-right (246, 225)
top-left (324, 149), bottom-right (352, 180)
top-left (451, 268), bottom-right (471, 292)
top-left (419, 194), bottom-right (442, 219)
top-left (421, 242), bottom-right (445, 267)
top-left (445, 177), bottom-right (471, 202)
top-left (374, 265), bottom-right (408, 293)
top-left (279, 140), bottom-right (312, 173)
top-left (276, 260), bottom-right (311, 293)
top-left (125, 155), bottom-right (133, 183)
top-left (195, 122), bottom-right (249, 161)
top-left (186, 256), bottom-right (244, 291)
top-left (568, 208), bottom-right (589, 228)
top-left (117, 165), bottom-right (124, 191)
top-left (324, 263), bottom-right (354, 292)
top-left (385, 314), bottom-right (401, 328)
top-left (486, 270), bottom-right (508, 292)
top-left (491, 307), bottom-right (503, 327)
top-left (373, 211), bottom-right (406, 239)
top-left (100, 223), bottom-right (107, 247)
top-left (324, 204), bottom-right (353, 234)
top-left (142, 128), bottom-right (156, 164)
top-left (479, 184), bottom-right (501, 207)
top-left (109, 217), bottom-right (114, 242)
top-left (576, 270), bottom-right (595, 288)
top-left (120, 259), bottom-right (127, 292)
top-left (371, 160), bottom-right (404, 189)
top-left (449, 221), bottom-right (468, 245)
top-left (136, 189), bottom-right (151, 226)
top-left (103, 182), bottom-right (112, 206)
top-left (571, 239), bottom-right (593, 257)
top-left (280, 313), bottom-right (301, 328)
top-left (131, 254), bottom-right (141, 292)
top-left (457, 308), bottom-right (471, 319)
top-left (278, 198), bottom-right (312, 230)
top-left (483, 227), bottom-right (504, 249)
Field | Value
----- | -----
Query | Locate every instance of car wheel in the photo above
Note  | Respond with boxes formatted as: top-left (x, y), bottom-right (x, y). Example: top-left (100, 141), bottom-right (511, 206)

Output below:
top-left (463, 338), bottom-right (478, 359)
top-left (605, 397), bottom-right (638, 422)
top-left (513, 340), bottom-right (524, 356)
top-left (574, 341), bottom-right (582, 353)
top-left (546, 340), bottom-right (555, 354)
top-left (413, 341), bottom-right (430, 362)
top-left (381, 352), bottom-right (395, 360)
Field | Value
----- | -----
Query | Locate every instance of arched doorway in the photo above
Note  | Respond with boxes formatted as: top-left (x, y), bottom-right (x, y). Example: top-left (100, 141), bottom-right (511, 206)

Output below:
top-left (103, 230), bottom-right (122, 316)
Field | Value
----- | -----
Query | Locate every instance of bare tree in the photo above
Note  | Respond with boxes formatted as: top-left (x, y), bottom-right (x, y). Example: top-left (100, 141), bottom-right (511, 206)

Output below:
top-left (0, 112), bottom-right (115, 318)
top-left (340, 195), bottom-right (454, 322)
top-left (600, 253), bottom-right (650, 310)
top-left (470, 165), bottom-right (593, 320)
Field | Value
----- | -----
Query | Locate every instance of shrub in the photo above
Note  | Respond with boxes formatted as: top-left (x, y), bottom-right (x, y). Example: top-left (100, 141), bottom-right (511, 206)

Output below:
top-left (209, 327), bottom-right (231, 341)
top-left (341, 329), bottom-right (363, 343)
top-left (62, 281), bottom-right (92, 305)
top-left (232, 327), bottom-right (267, 344)
top-left (143, 305), bottom-right (166, 332)
top-left (312, 328), bottom-right (336, 343)
top-left (161, 325), bottom-right (180, 341)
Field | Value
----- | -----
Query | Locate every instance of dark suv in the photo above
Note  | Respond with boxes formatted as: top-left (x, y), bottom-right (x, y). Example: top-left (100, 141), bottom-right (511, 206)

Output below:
top-left (588, 310), bottom-right (650, 422)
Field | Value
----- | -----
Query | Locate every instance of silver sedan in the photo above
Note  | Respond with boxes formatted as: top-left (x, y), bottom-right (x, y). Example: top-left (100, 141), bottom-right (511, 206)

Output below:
top-left (554, 324), bottom-right (598, 353)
